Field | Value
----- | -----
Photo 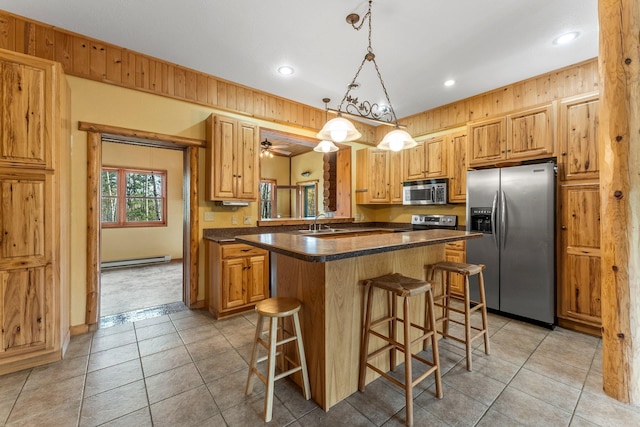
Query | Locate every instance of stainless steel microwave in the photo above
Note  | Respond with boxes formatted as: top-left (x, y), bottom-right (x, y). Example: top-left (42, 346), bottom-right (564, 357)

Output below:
top-left (402, 179), bottom-right (448, 205)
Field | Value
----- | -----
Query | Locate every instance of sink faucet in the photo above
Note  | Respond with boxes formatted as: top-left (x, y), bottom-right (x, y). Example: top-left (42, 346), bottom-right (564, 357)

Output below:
top-left (312, 213), bottom-right (326, 231)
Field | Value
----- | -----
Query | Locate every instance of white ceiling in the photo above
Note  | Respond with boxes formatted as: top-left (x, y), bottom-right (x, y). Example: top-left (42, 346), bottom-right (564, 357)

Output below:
top-left (1, 0), bottom-right (598, 119)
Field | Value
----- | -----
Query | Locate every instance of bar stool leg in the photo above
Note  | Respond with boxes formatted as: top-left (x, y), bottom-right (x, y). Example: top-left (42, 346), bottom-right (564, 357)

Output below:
top-left (403, 296), bottom-right (413, 427)
top-left (292, 311), bottom-right (311, 400)
top-left (390, 291), bottom-right (398, 371)
top-left (427, 288), bottom-right (443, 399)
top-left (463, 276), bottom-right (472, 371)
top-left (264, 316), bottom-right (279, 422)
top-left (359, 283), bottom-right (375, 391)
top-left (245, 314), bottom-right (264, 395)
top-left (478, 271), bottom-right (491, 355)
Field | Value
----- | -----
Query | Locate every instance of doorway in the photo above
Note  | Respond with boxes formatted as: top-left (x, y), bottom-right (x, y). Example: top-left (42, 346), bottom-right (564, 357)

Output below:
top-left (99, 140), bottom-right (185, 324)
top-left (81, 122), bottom-right (204, 330)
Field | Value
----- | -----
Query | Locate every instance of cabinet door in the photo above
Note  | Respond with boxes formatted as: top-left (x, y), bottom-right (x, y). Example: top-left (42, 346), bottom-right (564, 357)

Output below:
top-left (221, 258), bottom-right (246, 310)
top-left (559, 94), bottom-right (599, 181)
top-left (368, 149), bottom-right (390, 203)
top-left (448, 132), bottom-right (467, 203)
top-left (402, 143), bottom-right (426, 181)
top-left (211, 116), bottom-right (237, 200)
top-left (246, 254), bottom-right (269, 303)
top-left (467, 117), bottom-right (506, 166)
top-left (507, 104), bottom-right (554, 159)
top-left (1, 267), bottom-right (48, 354)
top-left (558, 183), bottom-right (601, 326)
top-left (389, 151), bottom-right (403, 203)
top-left (424, 136), bottom-right (447, 178)
top-left (0, 59), bottom-right (49, 169)
top-left (0, 178), bottom-right (47, 267)
top-left (235, 121), bottom-right (259, 200)
top-left (445, 246), bottom-right (465, 296)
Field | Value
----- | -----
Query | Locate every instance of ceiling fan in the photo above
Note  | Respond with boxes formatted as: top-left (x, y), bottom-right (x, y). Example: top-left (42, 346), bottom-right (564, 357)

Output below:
top-left (260, 139), bottom-right (292, 157)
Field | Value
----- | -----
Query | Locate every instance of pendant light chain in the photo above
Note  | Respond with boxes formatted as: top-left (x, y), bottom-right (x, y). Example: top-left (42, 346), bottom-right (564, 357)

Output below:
top-left (336, 0), bottom-right (399, 127)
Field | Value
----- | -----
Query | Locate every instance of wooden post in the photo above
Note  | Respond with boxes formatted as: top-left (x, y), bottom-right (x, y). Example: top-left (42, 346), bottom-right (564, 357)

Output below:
top-left (189, 146), bottom-right (199, 306)
top-left (85, 131), bottom-right (101, 327)
top-left (598, 0), bottom-right (640, 403)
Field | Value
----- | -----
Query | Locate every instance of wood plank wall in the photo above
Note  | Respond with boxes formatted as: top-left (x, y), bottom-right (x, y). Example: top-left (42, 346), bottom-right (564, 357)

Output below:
top-left (0, 10), bottom-right (598, 146)
top-left (0, 10), bottom-right (377, 144)
top-left (385, 58), bottom-right (600, 140)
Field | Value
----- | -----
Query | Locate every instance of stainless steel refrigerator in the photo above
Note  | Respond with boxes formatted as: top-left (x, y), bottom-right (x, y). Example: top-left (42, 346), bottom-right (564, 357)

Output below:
top-left (466, 163), bottom-right (555, 325)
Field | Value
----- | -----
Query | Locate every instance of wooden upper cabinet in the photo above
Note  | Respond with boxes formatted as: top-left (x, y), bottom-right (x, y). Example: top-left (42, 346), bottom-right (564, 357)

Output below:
top-left (507, 103), bottom-right (555, 160)
top-left (389, 151), bottom-right (403, 203)
top-left (355, 148), bottom-right (391, 204)
top-left (205, 114), bottom-right (258, 201)
top-left (448, 132), bottom-right (467, 203)
top-left (559, 93), bottom-right (599, 181)
top-left (402, 135), bottom-right (448, 181)
top-left (467, 117), bottom-right (506, 166)
top-left (558, 183), bottom-right (601, 327)
top-left (0, 58), bottom-right (50, 168)
top-left (468, 103), bottom-right (555, 167)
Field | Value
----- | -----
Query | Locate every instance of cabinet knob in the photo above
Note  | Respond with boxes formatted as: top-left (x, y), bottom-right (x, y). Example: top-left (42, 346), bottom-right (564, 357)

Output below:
top-left (561, 226), bottom-right (567, 230)
top-left (561, 152), bottom-right (567, 156)
top-left (501, 150), bottom-right (506, 153)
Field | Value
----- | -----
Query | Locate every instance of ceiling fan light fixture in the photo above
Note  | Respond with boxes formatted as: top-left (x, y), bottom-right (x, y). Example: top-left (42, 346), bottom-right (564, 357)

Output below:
top-left (316, 116), bottom-right (362, 143)
top-left (313, 140), bottom-right (340, 153)
top-left (377, 128), bottom-right (417, 152)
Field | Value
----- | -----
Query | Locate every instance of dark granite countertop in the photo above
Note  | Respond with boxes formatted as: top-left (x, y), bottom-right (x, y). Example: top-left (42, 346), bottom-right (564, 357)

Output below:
top-left (235, 229), bottom-right (481, 262)
top-left (203, 222), bottom-right (412, 243)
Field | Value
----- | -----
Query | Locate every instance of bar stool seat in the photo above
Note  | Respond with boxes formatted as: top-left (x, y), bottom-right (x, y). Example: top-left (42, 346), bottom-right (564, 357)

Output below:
top-left (245, 297), bottom-right (311, 422)
top-left (359, 273), bottom-right (442, 427)
top-left (425, 261), bottom-right (490, 371)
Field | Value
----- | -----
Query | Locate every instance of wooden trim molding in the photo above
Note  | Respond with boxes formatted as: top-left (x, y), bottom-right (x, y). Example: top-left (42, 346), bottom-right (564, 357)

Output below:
top-left (79, 121), bottom-right (205, 147)
top-left (86, 131), bottom-right (101, 325)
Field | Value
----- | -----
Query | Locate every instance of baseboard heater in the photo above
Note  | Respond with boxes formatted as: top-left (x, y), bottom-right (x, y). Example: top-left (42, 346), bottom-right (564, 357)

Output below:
top-left (101, 255), bottom-right (171, 269)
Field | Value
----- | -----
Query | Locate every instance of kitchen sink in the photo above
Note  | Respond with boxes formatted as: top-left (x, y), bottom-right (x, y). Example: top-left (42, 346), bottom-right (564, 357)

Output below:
top-left (296, 228), bottom-right (347, 235)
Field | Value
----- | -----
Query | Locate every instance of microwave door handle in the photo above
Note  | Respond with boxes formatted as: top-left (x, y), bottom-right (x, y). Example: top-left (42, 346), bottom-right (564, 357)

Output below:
top-left (491, 191), bottom-right (498, 248)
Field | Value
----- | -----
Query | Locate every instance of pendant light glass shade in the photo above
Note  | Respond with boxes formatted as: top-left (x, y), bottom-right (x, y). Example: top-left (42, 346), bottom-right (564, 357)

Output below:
top-left (313, 140), bottom-right (340, 153)
top-left (316, 117), bottom-right (362, 143)
top-left (377, 128), bottom-right (418, 152)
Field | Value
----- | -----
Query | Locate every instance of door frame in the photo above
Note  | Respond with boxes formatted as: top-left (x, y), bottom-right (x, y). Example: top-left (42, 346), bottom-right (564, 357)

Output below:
top-left (79, 121), bottom-right (205, 329)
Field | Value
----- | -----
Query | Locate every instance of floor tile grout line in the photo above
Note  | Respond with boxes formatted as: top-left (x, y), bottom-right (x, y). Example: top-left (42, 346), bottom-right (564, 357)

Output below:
top-left (567, 339), bottom-right (604, 427)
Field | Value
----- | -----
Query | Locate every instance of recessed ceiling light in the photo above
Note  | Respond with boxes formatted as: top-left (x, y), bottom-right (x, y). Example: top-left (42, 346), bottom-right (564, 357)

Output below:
top-left (277, 65), bottom-right (294, 75)
top-left (553, 31), bottom-right (580, 45)
top-left (444, 79), bottom-right (456, 87)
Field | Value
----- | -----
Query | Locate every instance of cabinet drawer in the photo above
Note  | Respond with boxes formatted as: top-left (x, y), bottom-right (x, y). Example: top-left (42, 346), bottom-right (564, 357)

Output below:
top-left (221, 243), bottom-right (267, 259)
top-left (445, 241), bottom-right (466, 251)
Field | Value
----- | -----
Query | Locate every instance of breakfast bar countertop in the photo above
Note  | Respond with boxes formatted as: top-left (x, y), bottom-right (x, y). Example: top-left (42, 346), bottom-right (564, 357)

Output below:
top-left (235, 229), bottom-right (481, 262)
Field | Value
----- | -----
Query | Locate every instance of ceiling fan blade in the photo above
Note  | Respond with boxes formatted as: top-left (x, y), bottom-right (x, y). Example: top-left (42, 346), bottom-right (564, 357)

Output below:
top-left (272, 148), bottom-right (292, 156)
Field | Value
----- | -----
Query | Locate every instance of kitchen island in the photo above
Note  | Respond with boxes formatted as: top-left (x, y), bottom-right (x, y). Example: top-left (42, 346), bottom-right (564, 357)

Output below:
top-left (236, 229), bottom-right (481, 410)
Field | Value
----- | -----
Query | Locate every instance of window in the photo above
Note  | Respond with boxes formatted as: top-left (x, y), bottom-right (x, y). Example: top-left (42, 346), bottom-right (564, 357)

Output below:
top-left (259, 179), bottom-right (277, 219)
top-left (101, 167), bottom-right (167, 227)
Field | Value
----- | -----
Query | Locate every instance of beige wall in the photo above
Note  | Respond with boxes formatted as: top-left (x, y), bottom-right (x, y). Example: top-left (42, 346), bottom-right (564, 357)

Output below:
top-left (67, 76), bottom-right (324, 327)
top-left (100, 142), bottom-right (184, 262)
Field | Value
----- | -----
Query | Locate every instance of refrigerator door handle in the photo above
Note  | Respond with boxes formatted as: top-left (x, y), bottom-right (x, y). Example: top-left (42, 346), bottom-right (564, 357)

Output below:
top-left (501, 190), bottom-right (507, 249)
top-left (491, 191), bottom-right (498, 248)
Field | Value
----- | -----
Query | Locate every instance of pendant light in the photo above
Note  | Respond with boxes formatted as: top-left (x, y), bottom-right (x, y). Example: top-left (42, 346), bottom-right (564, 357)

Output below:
top-left (314, 98), bottom-right (341, 152)
top-left (318, 0), bottom-right (416, 151)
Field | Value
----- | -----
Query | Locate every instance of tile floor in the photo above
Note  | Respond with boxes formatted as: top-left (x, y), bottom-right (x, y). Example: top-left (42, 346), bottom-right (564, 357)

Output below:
top-left (1, 307), bottom-right (640, 426)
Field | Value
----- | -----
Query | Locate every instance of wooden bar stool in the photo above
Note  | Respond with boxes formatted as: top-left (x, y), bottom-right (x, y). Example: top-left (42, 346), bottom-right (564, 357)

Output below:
top-left (359, 273), bottom-right (442, 427)
top-left (245, 297), bottom-right (311, 422)
top-left (425, 262), bottom-right (490, 371)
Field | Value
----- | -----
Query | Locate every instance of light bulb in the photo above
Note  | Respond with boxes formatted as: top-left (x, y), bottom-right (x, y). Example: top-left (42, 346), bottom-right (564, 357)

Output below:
top-left (388, 138), bottom-right (404, 152)
top-left (330, 129), bottom-right (348, 143)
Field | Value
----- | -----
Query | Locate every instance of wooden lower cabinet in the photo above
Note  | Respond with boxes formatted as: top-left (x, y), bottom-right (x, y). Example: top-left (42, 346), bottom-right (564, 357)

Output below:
top-left (557, 182), bottom-right (601, 334)
top-left (445, 241), bottom-right (466, 296)
top-left (206, 241), bottom-right (269, 319)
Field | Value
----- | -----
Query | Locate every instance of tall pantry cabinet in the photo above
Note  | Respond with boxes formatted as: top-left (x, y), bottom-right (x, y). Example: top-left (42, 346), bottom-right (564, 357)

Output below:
top-left (0, 49), bottom-right (71, 374)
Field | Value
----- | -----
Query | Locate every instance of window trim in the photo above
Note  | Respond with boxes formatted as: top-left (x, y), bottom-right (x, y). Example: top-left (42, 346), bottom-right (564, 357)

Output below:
top-left (101, 166), bottom-right (168, 228)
